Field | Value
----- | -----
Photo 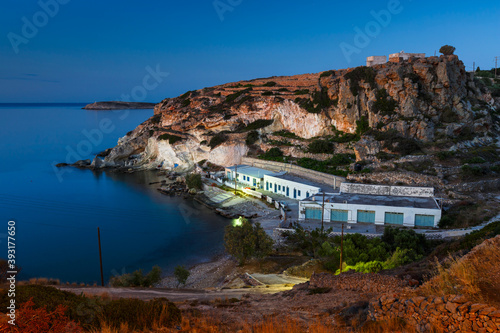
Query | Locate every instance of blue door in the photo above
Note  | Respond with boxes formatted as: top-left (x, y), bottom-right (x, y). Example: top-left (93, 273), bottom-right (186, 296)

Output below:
top-left (305, 208), bottom-right (322, 220)
top-left (286, 187), bottom-right (289, 197)
top-left (293, 189), bottom-right (297, 199)
top-left (331, 209), bottom-right (348, 222)
top-left (253, 178), bottom-right (256, 186)
top-left (385, 212), bottom-right (404, 225)
top-left (415, 214), bottom-right (435, 227)
top-left (274, 184), bottom-right (277, 193)
top-left (266, 182), bottom-right (269, 191)
top-left (357, 210), bottom-right (375, 223)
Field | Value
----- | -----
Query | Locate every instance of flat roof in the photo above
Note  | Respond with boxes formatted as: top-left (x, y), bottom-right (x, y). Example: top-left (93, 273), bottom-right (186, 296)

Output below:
top-left (225, 165), bottom-right (277, 179)
top-left (302, 192), bottom-right (440, 210)
top-left (266, 173), bottom-right (322, 190)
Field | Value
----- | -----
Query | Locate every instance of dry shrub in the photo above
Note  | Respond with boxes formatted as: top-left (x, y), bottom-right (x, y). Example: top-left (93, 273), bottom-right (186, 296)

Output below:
top-left (359, 317), bottom-right (419, 333)
top-left (418, 236), bottom-right (500, 306)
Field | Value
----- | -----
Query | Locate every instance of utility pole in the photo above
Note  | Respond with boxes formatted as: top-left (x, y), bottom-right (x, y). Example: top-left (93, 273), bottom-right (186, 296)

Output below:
top-left (321, 192), bottom-right (325, 233)
top-left (495, 56), bottom-right (498, 79)
top-left (97, 227), bottom-right (104, 287)
top-left (234, 164), bottom-right (238, 195)
top-left (339, 223), bottom-right (344, 274)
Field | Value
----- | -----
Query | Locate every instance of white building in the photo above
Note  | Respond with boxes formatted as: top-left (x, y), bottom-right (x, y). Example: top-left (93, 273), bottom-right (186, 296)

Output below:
top-left (366, 55), bottom-right (387, 67)
top-left (224, 165), bottom-right (276, 189)
top-left (389, 50), bottom-right (425, 62)
top-left (298, 183), bottom-right (442, 228)
top-left (264, 173), bottom-right (322, 200)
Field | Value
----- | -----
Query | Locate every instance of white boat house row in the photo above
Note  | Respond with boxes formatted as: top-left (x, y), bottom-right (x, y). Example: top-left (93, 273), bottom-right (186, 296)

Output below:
top-left (298, 183), bottom-right (442, 228)
top-left (224, 165), bottom-right (322, 200)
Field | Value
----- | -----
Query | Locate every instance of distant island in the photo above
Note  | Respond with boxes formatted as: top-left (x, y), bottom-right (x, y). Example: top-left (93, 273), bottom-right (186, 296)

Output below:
top-left (83, 101), bottom-right (157, 110)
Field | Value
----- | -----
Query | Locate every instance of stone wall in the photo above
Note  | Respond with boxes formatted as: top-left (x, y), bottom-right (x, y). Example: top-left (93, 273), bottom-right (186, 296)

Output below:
top-left (340, 183), bottom-right (435, 197)
top-left (309, 271), bottom-right (410, 294)
top-left (241, 157), bottom-right (344, 189)
top-left (369, 294), bottom-right (500, 332)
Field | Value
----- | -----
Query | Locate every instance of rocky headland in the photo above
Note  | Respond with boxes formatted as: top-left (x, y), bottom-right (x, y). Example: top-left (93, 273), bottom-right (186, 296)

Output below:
top-left (82, 101), bottom-right (157, 110)
top-left (76, 55), bottom-right (499, 206)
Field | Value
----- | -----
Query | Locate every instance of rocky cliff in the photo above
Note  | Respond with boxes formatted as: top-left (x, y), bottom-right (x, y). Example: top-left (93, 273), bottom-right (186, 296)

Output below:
top-left (97, 55), bottom-right (499, 177)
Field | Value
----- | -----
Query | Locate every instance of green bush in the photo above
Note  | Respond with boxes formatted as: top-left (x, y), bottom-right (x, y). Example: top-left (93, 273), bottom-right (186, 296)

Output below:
top-left (259, 147), bottom-right (284, 162)
top-left (442, 106), bottom-right (459, 123)
top-left (261, 91), bottom-right (273, 96)
top-left (245, 130), bottom-right (259, 145)
top-left (262, 81), bottom-right (277, 87)
top-left (436, 151), bottom-right (456, 161)
top-left (273, 130), bottom-right (304, 140)
top-left (185, 173), bottom-right (202, 190)
top-left (320, 70), bottom-right (334, 78)
top-left (241, 119), bottom-right (274, 131)
top-left (461, 165), bottom-right (486, 177)
top-left (181, 98), bottom-right (191, 107)
top-left (463, 157), bottom-right (486, 164)
top-left (174, 265), bottom-right (190, 287)
top-left (209, 132), bottom-right (228, 149)
top-left (355, 116), bottom-right (370, 135)
top-left (150, 114), bottom-right (161, 124)
top-left (294, 87), bottom-right (333, 113)
top-left (439, 45), bottom-right (456, 55)
top-left (224, 218), bottom-right (273, 265)
top-left (372, 89), bottom-right (397, 116)
top-left (308, 139), bottom-right (333, 154)
top-left (225, 88), bottom-right (252, 104)
top-left (158, 133), bottom-right (184, 144)
top-left (344, 66), bottom-right (376, 96)
top-left (110, 265), bottom-right (162, 287)
top-left (294, 89), bottom-right (310, 95)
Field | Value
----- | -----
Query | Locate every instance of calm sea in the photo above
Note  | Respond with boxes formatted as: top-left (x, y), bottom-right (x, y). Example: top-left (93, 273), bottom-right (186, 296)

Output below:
top-left (0, 104), bottom-right (229, 284)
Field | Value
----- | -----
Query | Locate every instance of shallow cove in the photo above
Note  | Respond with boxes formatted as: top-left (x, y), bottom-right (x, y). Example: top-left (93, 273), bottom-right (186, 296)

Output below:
top-left (0, 104), bottom-right (229, 284)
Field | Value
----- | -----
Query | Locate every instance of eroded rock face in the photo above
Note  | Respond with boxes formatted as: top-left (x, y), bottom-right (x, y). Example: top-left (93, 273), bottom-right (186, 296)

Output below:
top-left (102, 55), bottom-right (498, 171)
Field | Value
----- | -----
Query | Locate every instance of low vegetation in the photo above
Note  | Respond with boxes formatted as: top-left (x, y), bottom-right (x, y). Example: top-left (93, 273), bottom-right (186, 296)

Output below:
top-left (282, 226), bottom-right (428, 274)
top-left (296, 154), bottom-right (355, 177)
top-left (0, 285), bottom-right (181, 331)
top-left (294, 87), bottom-right (333, 113)
top-left (307, 139), bottom-right (333, 154)
top-left (209, 132), bottom-right (228, 149)
top-left (158, 133), bottom-right (184, 144)
top-left (419, 231), bottom-right (500, 307)
top-left (110, 266), bottom-right (162, 287)
top-left (258, 147), bottom-right (285, 162)
top-left (344, 66), bottom-right (376, 96)
top-left (372, 89), bottom-right (397, 116)
top-left (240, 119), bottom-right (274, 132)
top-left (185, 173), bottom-right (203, 190)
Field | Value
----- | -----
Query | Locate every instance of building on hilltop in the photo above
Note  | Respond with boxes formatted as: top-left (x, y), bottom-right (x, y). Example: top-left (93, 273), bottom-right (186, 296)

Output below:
top-left (366, 55), bottom-right (387, 67)
top-left (389, 50), bottom-right (425, 63)
top-left (366, 51), bottom-right (425, 67)
top-left (298, 183), bottom-right (442, 228)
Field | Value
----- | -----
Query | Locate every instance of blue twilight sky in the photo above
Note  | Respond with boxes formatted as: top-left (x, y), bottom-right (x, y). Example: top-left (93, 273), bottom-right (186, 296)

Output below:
top-left (0, 0), bottom-right (499, 103)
